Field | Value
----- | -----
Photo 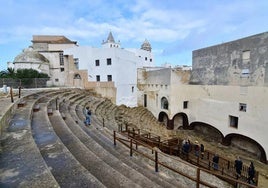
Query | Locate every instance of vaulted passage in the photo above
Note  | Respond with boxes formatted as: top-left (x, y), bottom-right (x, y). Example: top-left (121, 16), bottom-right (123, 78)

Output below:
top-left (189, 121), bottom-right (224, 143)
top-left (223, 134), bottom-right (267, 163)
top-left (172, 113), bottom-right (189, 130)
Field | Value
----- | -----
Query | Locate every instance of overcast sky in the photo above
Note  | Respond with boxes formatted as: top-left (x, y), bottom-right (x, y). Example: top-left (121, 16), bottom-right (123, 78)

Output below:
top-left (1, 0), bottom-right (268, 70)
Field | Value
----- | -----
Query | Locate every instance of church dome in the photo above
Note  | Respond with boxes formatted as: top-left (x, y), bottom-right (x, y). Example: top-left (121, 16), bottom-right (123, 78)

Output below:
top-left (141, 39), bottom-right (152, 52)
top-left (14, 47), bottom-right (49, 63)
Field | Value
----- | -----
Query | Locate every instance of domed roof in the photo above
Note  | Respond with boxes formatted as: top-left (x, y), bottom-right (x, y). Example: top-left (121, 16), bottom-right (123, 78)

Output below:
top-left (14, 47), bottom-right (49, 63)
top-left (141, 39), bottom-right (152, 52)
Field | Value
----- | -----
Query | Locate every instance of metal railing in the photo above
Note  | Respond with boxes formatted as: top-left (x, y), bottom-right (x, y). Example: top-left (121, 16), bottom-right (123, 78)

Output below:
top-left (0, 78), bottom-right (49, 88)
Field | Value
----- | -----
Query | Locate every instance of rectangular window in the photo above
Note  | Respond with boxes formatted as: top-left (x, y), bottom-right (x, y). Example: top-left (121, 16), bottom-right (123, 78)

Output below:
top-left (144, 94), bottom-right (147, 107)
top-left (241, 69), bottom-right (250, 77)
top-left (107, 75), bottom-right (112, 81)
top-left (150, 58), bottom-right (152, 62)
top-left (229, 115), bottom-right (238, 128)
top-left (95, 59), bottom-right (100, 66)
top-left (145, 57), bottom-right (148, 61)
top-left (60, 68), bottom-right (64, 72)
top-left (74, 58), bottom-right (79, 69)
top-left (242, 50), bottom-right (250, 62)
top-left (59, 52), bottom-right (64, 66)
top-left (239, 103), bottom-right (247, 112)
top-left (156, 94), bottom-right (158, 107)
top-left (107, 58), bottom-right (112, 65)
top-left (55, 78), bottom-right (59, 82)
top-left (96, 75), bottom-right (100, 82)
top-left (132, 86), bottom-right (134, 93)
top-left (183, 101), bottom-right (188, 109)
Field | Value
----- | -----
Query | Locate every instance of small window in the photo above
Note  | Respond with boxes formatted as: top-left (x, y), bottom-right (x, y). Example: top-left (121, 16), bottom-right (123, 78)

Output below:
top-left (60, 68), bottom-right (64, 72)
top-left (132, 86), bottom-right (134, 93)
top-left (107, 58), bottom-right (112, 65)
top-left (95, 60), bottom-right (100, 66)
top-left (74, 58), bottom-right (79, 69)
top-left (183, 101), bottom-right (188, 109)
top-left (96, 75), bottom-right (100, 82)
top-left (144, 94), bottom-right (147, 107)
top-left (145, 57), bottom-right (148, 61)
top-left (55, 78), bottom-right (59, 82)
top-left (156, 94), bottom-right (158, 106)
top-left (59, 52), bottom-right (64, 65)
top-left (229, 115), bottom-right (238, 128)
top-left (161, 97), bottom-right (169, 110)
top-left (239, 103), bottom-right (247, 112)
top-left (242, 50), bottom-right (250, 61)
top-left (150, 58), bottom-right (152, 62)
top-left (107, 75), bottom-right (112, 81)
top-left (241, 69), bottom-right (249, 77)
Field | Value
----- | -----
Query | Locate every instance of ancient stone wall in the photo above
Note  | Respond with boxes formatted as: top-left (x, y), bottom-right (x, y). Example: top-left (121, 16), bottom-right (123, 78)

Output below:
top-left (191, 32), bottom-right (268, 86)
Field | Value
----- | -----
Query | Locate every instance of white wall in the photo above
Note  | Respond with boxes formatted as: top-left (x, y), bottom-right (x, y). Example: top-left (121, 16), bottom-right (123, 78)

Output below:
top-left (153, 84), bottom-right (268, 158)
top-left (65, 45), bottom-right (154, 107)
top-left (138, 68), bottom-right (268, 158)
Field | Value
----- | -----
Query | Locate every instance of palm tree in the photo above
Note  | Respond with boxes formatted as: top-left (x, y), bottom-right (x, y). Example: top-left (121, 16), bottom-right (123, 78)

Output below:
top-left (0, 68), bottom-right (16, 78)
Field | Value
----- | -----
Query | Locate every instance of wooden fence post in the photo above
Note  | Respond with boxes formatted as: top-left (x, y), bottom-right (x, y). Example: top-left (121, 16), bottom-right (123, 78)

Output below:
top-left (113, 131), bottom-right (116, 146)
top-left (10, 87), bottom-right (14, 103)
top-left (130, 139), bottom-right (133, 157)
top-left (56, 98), bottom-right (58, 110)
top-left (155, 151), bottom-right (158, 172)
top-left (19, 86), bottom-right (21, 98)
top-left (196, 168), bottom-right (200, 188)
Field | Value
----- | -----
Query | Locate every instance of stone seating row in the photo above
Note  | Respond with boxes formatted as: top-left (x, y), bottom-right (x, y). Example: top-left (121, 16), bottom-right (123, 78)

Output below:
top-left (31, 92), bottom-right (104, 187)
top-left (56, 90), bottom-right (179, 187)
top-left (0, 89), bottom-right (236, 187)
top-left (0, 90), bottom-right (67, 187)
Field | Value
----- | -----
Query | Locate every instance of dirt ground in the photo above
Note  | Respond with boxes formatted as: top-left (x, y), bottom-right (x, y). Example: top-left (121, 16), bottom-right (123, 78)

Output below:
top-left (175, 129), bottom-right (268, 188)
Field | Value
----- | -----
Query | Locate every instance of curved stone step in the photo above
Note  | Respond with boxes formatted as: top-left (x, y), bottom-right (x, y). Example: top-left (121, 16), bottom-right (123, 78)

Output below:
top-left (51, 103), bottom-right (141, 188)
top-left (73, 103), bottom-right (181, 188)
top-left (31, 95), bottom-right (105, 188)
top-left (60, 102), bottom-right (166, 188)
top-left (0, 92), bottom-right (59, 188)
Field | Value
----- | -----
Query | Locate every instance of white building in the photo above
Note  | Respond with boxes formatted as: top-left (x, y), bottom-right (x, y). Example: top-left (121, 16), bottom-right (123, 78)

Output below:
top-left (65, 32), bottom-right (154, 107)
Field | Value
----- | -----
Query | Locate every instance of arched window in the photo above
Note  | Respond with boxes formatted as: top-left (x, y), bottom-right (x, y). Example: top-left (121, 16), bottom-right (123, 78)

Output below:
top-left (74, 74), bottom-right (81, 79)
top-left (161, 97), bottom-right (168, 110)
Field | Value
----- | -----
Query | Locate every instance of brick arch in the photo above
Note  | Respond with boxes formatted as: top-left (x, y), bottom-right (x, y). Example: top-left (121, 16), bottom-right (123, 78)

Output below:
top-left (190, 121), bottom-right (224, 142)
top-left (171, 112), bottom-right (189, 130)
top-left (223, 133), bottom-right (267, 164)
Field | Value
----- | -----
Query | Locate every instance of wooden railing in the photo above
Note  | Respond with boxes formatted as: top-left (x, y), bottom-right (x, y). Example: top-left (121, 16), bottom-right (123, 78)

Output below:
top-left (116, 125), bottom-right (259, 187)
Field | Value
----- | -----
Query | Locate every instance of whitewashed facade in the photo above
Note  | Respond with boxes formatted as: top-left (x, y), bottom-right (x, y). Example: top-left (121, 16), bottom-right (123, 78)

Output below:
top-left (65, 32), bottom-right (154, 107)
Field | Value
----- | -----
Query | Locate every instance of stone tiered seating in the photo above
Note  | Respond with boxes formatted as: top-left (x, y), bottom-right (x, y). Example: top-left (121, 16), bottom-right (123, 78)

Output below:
top-left (31, 92), bottom-right (104, 187)
top-left (72, 94), bottom-right (232, 188)
top-left (0, 90), bottom-right (60, 187)
top-left (1, 89), bottom-right (254, 188)
top-left (65, 94), bottom-right (184, 187)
